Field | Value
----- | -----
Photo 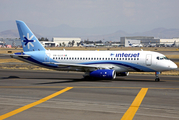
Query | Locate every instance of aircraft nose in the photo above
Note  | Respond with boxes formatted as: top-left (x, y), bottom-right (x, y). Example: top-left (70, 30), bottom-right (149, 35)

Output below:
top-left (169, 62), bottom-right (178, 70)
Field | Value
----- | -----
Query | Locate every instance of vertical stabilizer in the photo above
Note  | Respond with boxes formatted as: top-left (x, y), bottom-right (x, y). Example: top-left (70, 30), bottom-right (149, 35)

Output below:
top-left (16, 20), bottom-right (46, 52)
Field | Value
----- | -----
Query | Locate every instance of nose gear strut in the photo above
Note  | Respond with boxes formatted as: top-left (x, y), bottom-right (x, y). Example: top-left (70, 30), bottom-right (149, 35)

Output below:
top-left (155, 72), bottom-right (160, 82)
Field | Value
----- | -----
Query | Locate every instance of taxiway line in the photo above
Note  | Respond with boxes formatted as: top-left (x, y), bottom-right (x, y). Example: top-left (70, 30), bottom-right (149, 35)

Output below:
top-left (121, 88), bottom-right (148, 120)
top-left (0, 87), bottom-right (73, 120)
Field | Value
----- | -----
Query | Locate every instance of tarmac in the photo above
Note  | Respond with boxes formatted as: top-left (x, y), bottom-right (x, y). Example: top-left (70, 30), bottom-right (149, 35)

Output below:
top-left (0, 69), bottom-right (179, 120)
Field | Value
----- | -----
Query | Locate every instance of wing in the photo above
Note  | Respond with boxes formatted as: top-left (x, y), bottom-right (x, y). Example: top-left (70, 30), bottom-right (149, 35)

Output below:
top-left (43, 62), bottom-right (110, 71)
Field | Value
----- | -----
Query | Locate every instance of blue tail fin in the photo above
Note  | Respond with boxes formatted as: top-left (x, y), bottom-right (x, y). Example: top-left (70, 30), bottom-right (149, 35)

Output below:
top-left (16, 20), bottom-right (46, 52)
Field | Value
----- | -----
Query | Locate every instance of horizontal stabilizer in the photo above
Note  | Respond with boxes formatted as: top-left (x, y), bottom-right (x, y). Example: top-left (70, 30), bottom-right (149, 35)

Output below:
top-left (10, 54), bottom-right (31, 58)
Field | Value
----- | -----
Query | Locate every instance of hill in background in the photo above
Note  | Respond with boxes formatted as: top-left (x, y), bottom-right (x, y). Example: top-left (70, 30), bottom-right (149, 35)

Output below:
top-left (0, 21), bottom-right (179, 41)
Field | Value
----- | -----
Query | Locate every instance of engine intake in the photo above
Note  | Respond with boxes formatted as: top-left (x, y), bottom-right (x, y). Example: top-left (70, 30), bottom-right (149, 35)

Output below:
top-left (89, 69), bottom-right (116, 79)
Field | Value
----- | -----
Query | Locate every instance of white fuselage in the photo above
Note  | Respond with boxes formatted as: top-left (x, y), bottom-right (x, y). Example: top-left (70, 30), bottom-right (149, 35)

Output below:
top-left (14, 50), bottom-right (177, 73)
top-left (39, 50), bottom-right (176, 72)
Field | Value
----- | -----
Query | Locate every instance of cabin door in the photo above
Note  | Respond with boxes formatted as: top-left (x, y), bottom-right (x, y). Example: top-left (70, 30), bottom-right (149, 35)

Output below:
top-left (146, 54), bottom-right (152, 66)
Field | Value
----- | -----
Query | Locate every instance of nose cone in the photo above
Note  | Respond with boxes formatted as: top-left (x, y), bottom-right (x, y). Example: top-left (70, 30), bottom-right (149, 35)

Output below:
top-left (169, 62), bottom-right (178, 70)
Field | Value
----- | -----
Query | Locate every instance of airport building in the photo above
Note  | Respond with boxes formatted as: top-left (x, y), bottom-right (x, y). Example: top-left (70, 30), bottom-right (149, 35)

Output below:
top-left (0, 38), bottom-right (21, 47)
top-left (160, 38), bottom-right (179, 47)
top-left (120, 36), bottom-right (179, 47)
top-left (52, 37), bottom-right (81, 47)
top-left (120, 36), bottom-right (160, 47)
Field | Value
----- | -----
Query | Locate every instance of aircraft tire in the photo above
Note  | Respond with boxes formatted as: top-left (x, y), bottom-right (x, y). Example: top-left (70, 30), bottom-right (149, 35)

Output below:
top-left (155, 78), bottom-right (160, 82)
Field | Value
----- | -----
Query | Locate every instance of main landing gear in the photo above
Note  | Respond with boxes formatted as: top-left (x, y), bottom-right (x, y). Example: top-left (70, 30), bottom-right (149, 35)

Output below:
top-left (155, 72), bottom-right (160, 82)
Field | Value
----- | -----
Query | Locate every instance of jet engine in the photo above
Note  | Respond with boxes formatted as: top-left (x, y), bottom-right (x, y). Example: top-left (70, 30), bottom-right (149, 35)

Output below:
top-left (116, 72), bottom-right (129, 76)
top-left (89, 69), bottom-right (116, 79)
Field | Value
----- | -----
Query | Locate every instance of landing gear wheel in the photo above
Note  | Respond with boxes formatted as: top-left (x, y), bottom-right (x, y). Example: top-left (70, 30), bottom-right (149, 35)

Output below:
top-left (155, 72), bottom-right (161, 82)
top-left (155, 78), bottom-right (160, 82)
top-left (83, 76), bottom-right (91, 79)
top-left (83, 76), bottom-right (95, 80)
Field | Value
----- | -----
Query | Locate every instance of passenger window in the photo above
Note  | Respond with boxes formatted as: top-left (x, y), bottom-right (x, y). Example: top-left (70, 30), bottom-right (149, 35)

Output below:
top-left (59, 57), bottom-right (60, 59)
top-left (137, 58), bottom-right (139, 60)
top-left (134, 58), bottom-right (136, 60)
top-left (80, 58), bottom-right (82, 60)
top-left (67, 57), bottom-right (68, 60)
top-left (91, 58), bottom-right (93, 60)
top-left (105, 58), bottom-right (107, 60)
top-left (69, 57), bottom-right (71, 60)
top-left (131, 58), bottom-right (133, 60)
top-left (125, 58), bottom-right (127, 60)
top-left (122, 58), bottom-right (124, 60)
top-left (94, 58), bottom-right (96, 60)
top-left (108, 58), bottom-right (110, 60)
top-left (128, 58), bottom-right (130, 60)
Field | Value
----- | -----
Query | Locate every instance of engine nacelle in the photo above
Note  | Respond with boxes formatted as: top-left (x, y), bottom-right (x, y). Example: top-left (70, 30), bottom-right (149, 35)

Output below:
top-left (116, 72), bottom-right (129, 76)
top-left (89, 69), bottom-right (116, 79)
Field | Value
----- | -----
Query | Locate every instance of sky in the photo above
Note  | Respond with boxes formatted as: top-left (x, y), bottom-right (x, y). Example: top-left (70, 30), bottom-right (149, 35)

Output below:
top-left (0, 0), bottom-right (179, 33)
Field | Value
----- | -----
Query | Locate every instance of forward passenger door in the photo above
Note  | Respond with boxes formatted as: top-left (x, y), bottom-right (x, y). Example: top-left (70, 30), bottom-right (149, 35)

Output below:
top-left (146, 54), bottom-right (152, 66)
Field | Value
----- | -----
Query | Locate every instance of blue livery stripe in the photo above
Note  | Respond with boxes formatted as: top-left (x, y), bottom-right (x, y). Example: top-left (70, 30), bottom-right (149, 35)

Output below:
top-left (80, 61), bottom-right (156, 72)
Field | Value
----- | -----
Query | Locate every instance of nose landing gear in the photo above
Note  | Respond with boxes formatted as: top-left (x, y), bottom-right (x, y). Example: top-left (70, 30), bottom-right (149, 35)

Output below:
top-left (155, 72), bottom-right (160, 82)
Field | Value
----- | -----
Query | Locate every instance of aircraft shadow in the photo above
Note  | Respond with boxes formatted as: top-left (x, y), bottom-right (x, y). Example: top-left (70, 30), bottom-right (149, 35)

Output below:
top-left (114, 79), bottom-right (164, 82)
top-left (34, 77), bottom-right (114, 85)
top-left (34, 77), bottom-right (160, 85)
top-left (0, 76), bottom-right (163, 83)
top-left (0, 76), bottom-right (20, 79)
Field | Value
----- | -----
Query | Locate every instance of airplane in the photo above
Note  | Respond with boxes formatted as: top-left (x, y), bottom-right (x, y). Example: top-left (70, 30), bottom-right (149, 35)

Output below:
top-left (147, 42), bottom-right (156, 47)
top-left (10, 20), bottom-right (177, 82)
top-left (81, 43), bottom-right (96, 47)
top-left (128, 41), bottom-right (143, 47)
top-left (165, 41), bottom-right (176, 47)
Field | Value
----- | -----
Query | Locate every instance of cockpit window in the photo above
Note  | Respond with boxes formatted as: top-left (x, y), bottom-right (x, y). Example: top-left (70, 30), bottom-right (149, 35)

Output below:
top-left (157, 56), bottom-right (169, 60)
top-left (164, 57), bottom-right (169, 60)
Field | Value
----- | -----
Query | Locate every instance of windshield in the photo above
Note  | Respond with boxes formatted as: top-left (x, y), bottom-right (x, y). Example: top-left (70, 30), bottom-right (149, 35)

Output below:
top-left (156, 56), bottom-right (169, 60)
